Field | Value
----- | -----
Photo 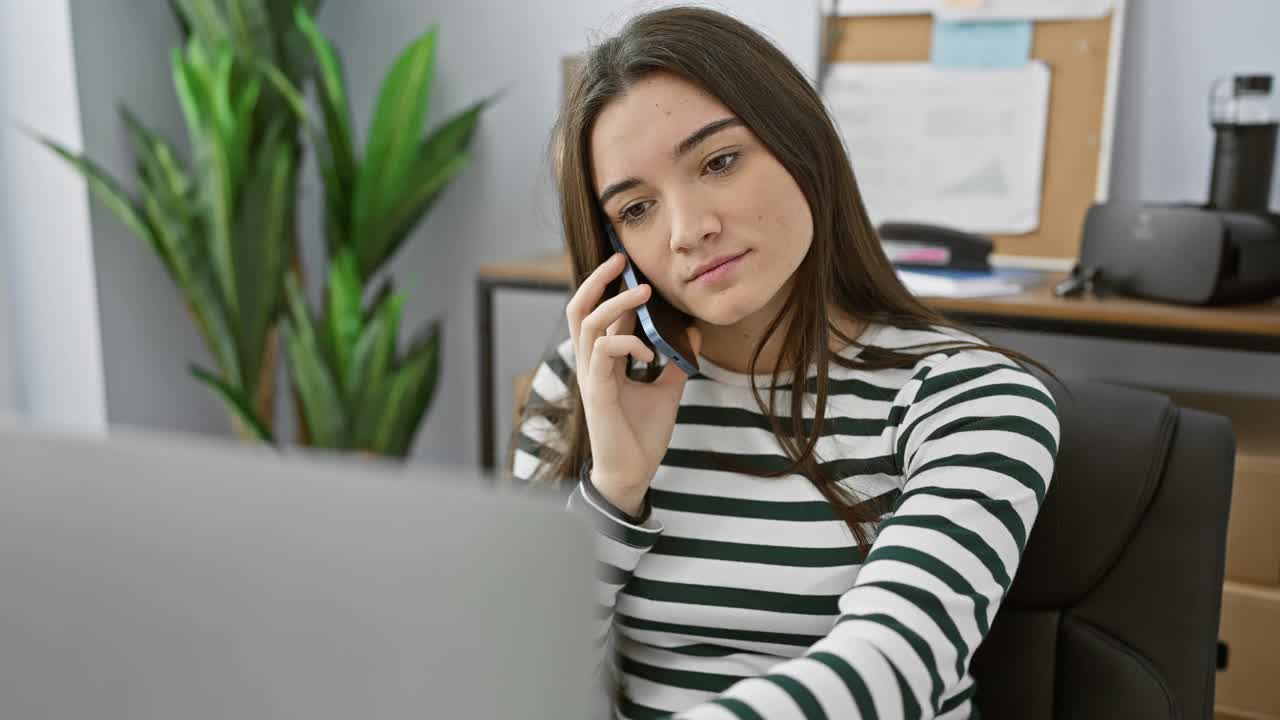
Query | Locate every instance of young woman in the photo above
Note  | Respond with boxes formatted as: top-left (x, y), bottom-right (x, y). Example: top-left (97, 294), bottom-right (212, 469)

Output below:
top-left (513, 7), bottom-right (1060, 719)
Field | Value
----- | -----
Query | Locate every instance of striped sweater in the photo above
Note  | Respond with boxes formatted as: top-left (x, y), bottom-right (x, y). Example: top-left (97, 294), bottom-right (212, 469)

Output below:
top-left (513, 324), bottom-right (1060, 719)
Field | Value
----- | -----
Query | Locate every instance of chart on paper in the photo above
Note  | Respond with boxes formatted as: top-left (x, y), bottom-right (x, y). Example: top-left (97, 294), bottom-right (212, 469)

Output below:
top-left (823, 61), bottom-right (1051, 235)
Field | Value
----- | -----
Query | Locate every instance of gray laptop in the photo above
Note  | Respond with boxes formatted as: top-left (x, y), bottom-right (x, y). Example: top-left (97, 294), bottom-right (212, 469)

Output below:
top-left (0, 420), bottom-right (594, 720)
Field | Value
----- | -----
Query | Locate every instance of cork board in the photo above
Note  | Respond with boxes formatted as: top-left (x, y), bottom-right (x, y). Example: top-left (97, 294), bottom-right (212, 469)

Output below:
top-left (828, 10), bottom-right (1121, 259)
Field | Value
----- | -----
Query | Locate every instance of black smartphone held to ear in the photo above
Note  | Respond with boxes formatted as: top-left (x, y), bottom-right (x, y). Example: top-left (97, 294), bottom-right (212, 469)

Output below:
top-left (602, 220), bottom-right (699, 376)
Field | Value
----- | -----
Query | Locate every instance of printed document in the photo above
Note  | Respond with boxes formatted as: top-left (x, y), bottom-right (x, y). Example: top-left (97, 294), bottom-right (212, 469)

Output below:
top-left (823, 61), bottom-right (1051, 235)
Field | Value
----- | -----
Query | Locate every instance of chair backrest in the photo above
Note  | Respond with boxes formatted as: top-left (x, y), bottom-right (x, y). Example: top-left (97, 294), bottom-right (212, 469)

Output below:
top-left (971, 379), bottom-right (1235, 720)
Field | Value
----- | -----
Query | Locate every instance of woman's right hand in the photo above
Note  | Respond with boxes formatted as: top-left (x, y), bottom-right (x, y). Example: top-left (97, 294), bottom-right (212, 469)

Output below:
top-left (566, 252), bottom-right (700, 517)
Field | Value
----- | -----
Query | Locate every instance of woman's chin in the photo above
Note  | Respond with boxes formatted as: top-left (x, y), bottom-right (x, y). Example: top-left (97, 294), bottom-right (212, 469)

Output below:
top-left (685, 295), bottom-right (769, 328)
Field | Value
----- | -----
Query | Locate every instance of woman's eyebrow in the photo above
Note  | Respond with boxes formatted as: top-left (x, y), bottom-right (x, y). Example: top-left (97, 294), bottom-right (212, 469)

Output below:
top-left (599, 178), bottom-right (641, 209)
top-left (673, 117), bottom-right (742, 160)
top-left (598, 117), bottom-right (744, 207)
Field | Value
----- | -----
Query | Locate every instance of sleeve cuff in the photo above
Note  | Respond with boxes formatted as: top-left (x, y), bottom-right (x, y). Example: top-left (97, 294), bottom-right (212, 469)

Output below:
top-left (577, 462), bottom-right (653, 524)
top-left (567, 475), bottom-right (663, 550)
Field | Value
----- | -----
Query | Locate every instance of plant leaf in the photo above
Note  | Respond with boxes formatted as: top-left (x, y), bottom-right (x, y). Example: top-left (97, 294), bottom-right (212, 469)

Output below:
top-left (121, 107), bottom-right (192, 198)
top-left (284, 276), bottom-right (345, 447)
top-left (348, 290), bottom-right (402, 389)
top-left (232, 74), bottom-right (263, 155)
top-left (211, 50), bottom-right (243, 180)
top-left (119, 109), bottom-right (243, 385)
top-left (292, 7), bottom-right (352, 159)
top-left (173, 0), bottom-right (230, 54)
top-left (38, 136), bottom-right (169, 273)
top-left (173, 42), bottom-right (240, 322)
top-left (169, 0), bottom-right (193, 41)
top-left (348, 292), bottom-right (405, 449)
top-left (203, 113), bottom-right (239, 323)
top-left (324, 246), bottom-right (363, 398)
top-left (190, 364), bottom-right (275, 443)
top-left (361, 151), bottom-right (469, 277)
top-left (40, 123), bottom-right (244, 386)
top-left (285, 325), bottom-right (344, 447)
top-left (176, 0), bottom-right (314, 134)
top-left (224, 0), bottom-right (275, 63)
top-left (171, 45), bottom-right (209, 138)
top-left (254, 59), bottom-right (310, 122)
top-left (351, 25), bottom-right (437, 269)
top-left (354, 97), bottom-right (490, 276)
top-left (295, 5), bottom-right (355, 252)
top-left (121, 108), bottom-right (191, 276)
top-left (362, 277), bottom-right (394, 324)
top-left (265, 0), bottom-right (324, 83)
top-left (417, 96), bottom-right (491, 173)
top-left (376, 320), bottom-right (440, 456)
top-left (233, 119), bottom-right (295, 394)
top-left (138, 188), bottom-right (240, 385)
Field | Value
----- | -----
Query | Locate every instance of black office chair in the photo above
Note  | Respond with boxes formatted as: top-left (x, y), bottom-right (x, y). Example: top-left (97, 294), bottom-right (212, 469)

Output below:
top-left (972, 379), bottom-right (1235, 719)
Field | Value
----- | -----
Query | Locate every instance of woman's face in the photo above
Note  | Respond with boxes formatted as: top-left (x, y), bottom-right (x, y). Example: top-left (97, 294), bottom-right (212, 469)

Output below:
top-left (590, 72), bottom-right (813, 331)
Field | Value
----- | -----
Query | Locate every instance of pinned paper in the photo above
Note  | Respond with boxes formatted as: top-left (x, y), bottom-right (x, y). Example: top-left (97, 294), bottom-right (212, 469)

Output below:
top-left (838, 0), bottom-right (934, 15)
top-left (931, 19), bottom-right (1032, 68)
top-left (823, 61), bottom-right (1051, 234)
top-left (936, 0), bottom-right (1112, 21)
top-left (838, 0), bottom-right (1112, 19)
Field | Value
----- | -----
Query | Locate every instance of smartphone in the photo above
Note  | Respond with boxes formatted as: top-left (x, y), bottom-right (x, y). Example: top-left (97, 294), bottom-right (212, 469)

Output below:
top-left (602, 220), bottom-right (699, 376)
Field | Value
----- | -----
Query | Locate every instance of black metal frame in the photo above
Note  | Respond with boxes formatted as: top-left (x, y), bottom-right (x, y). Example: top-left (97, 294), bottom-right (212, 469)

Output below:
top-left (477, 276), bottom-right (1280, 470)
top-left (477, 276), bottom-right (574, 470)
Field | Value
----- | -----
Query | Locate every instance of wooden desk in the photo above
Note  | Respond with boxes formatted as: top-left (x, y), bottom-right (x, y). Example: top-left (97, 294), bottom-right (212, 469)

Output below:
top-left (476, 251), bottom-right (1280, 469)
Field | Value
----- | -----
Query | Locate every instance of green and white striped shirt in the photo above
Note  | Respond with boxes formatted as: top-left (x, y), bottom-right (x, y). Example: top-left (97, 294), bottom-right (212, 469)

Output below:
top-left (513, 324), bottom-right (1060, 719)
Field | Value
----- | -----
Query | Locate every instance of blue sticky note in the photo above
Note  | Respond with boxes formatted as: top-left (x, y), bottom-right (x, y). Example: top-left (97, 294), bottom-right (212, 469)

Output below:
top-left (931, 19), bottom-right (1033, 69)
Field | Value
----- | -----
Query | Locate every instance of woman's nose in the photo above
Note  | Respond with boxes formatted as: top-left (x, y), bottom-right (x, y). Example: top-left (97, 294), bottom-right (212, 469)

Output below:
top-left (668, 200), bottom-right (721, 253)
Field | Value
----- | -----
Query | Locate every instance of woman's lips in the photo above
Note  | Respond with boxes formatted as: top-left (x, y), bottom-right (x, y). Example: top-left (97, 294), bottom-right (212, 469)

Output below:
top-left (690, 250), bottom-right (749, 285)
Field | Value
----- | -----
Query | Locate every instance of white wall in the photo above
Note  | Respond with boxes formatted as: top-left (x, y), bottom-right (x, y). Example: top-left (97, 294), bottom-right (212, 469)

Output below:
top-left (0, 253), bottom-right (14, 413)
top-left (1108, 0), bottom-right (1280, 211)
top-left (0, 202), bottom-right (14, 410)
top-left (0, 301), bottom-right (12, 413)
top-left (317, 0), bottom-right (821, 465)
top-left (0, 0), bottom-right (107, 431)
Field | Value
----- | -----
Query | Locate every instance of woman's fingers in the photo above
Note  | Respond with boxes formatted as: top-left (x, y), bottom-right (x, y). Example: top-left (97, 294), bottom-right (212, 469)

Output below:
top-left (583, 284), bottom-right (650, 342)
top-left (565, 253), bottom-right (626, 341)
top-left (566, 254), bottom-right (629, 369)
top-left (588, 335), bottom-right (655, 382)
top-left (608, 305), bottom-right (638, 337)
top-left (583, 283), bottom-right (650, 371)
top-left (581, 284), bottom-right (650, 378)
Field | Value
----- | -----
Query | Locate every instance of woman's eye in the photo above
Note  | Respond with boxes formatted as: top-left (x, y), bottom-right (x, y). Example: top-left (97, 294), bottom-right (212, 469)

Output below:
top-left (705, 151), bottom-right (740, 176)
top-left (619, 202), bottom-right (650, 226)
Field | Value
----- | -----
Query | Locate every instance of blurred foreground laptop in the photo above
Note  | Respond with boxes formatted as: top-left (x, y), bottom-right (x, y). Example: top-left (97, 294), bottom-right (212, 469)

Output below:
top-left (0, 419), bottom-right (594, 720)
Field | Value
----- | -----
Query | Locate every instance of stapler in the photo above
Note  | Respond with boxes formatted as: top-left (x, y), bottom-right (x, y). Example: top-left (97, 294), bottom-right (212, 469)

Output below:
top-left (877, 222), bottom-right (994, 271)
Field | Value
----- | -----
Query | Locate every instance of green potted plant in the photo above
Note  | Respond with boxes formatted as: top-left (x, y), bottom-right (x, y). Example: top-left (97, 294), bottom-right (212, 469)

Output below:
top-left (40, 1), bottom-right (491, 457)
top-left (278, 8), bottom-right (491, 455)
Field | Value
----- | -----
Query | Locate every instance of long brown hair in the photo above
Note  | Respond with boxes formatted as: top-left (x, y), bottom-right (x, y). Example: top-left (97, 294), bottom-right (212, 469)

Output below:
top-left (524, 5), bottom-right (1050, 548)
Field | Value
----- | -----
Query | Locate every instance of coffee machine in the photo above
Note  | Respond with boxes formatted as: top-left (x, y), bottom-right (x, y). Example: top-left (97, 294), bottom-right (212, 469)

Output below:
top-left (1209, 74), bottom-right (1278, 212)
